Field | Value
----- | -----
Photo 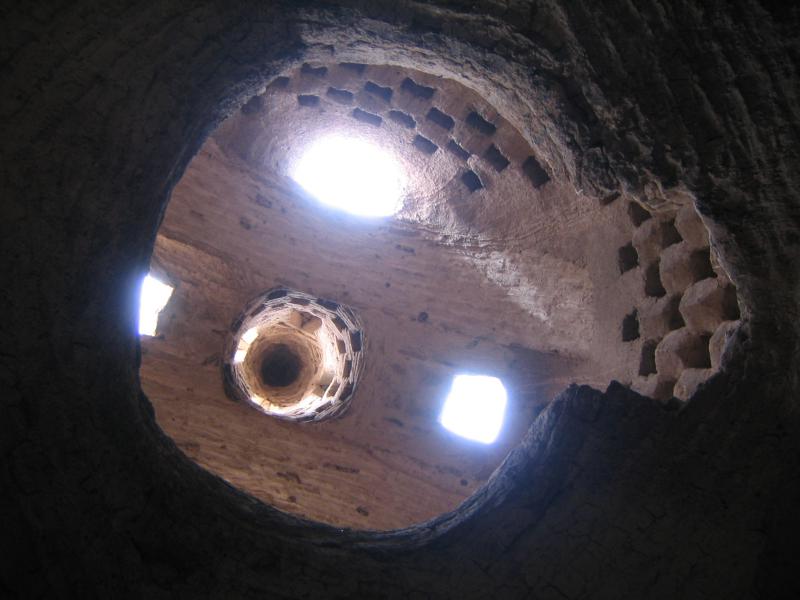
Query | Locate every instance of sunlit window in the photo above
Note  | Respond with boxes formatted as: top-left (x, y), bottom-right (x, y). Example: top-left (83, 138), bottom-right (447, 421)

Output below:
top-left (290, 135), bottom-right (405, 217)
top-left (439, 375), bottom-right (507, 444)
top-left (138, 274), bottom-right (174, 336)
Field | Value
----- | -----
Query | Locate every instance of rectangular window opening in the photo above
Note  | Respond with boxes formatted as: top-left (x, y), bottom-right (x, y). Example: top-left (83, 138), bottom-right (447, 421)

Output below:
top-left (138, 274), bottom-right (174, 336)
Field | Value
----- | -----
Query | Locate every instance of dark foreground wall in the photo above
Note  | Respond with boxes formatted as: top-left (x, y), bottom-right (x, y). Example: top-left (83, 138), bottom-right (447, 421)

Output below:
top-left (1, 1), bottom-right (799, 598)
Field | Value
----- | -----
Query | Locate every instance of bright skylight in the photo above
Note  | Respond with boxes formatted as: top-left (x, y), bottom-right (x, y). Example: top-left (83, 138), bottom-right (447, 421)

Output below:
top-left (439, 375), bottom-right (507, 444)
top-left (138, 274), bottom-right (174, 336)
top-left (290, 135), bottom-right (405, 217)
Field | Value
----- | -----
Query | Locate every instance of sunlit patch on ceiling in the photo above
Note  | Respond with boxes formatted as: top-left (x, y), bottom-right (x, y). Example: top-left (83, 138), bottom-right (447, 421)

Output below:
top-left (290, 135), bottom-right (405, 217)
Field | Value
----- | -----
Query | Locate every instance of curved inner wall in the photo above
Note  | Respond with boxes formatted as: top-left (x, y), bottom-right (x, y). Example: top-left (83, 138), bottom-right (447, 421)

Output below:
top-left (140, 62), bottom-right (739, 530)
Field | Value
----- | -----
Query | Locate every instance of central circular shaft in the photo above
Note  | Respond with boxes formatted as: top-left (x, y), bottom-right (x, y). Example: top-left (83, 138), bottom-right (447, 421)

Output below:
top-left (259, 344), bottom-right (302, 388)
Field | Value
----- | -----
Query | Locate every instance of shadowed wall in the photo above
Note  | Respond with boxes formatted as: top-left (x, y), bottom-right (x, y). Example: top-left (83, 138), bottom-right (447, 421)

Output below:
top-left (1, 1), bottom-right (799, 598)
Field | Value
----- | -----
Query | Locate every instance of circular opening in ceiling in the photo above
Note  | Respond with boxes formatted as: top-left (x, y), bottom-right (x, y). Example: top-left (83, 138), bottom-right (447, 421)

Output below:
top-left (259, 343), bottom-right (302, 387)
top-left (290, 134), bottom-right (405, 217)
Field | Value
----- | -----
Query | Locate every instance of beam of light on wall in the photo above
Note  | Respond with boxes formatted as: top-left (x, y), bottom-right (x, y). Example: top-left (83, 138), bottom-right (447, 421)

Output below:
top-left (290, 135), bottom-right (405, 217)
top-left (241, 328), bottom-right (259, 344)
top-left (439, 375), bottom-right (507, 444)
top-left (138, 274), bottom-right (174, 336)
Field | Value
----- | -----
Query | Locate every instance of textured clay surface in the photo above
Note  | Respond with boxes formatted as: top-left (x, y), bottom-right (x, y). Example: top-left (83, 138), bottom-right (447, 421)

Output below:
top-left (1, 1), bottom-right (799, 598)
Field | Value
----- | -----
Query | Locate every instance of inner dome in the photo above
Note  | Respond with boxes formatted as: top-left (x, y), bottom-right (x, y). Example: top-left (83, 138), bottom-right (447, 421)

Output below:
top-left (140, 61), bottom-right (739, 530)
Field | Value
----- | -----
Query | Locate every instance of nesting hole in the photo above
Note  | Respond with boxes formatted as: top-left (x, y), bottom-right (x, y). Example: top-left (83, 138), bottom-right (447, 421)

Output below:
top-left (230, 313), bottom-right (245, 333)
top-left (301, 63), bottom-right (328, 78)
top-left (241, 95), bottom-right (264, 115)
top-left (622, 310), bottom-right (640, 341)
top-left (350, 330), bottom-right (363, 352)
top-left (522, 156), bottom-right (550, 188)
top-left (332, 316), bottom-right (347, 332)
top-left (484, 144), bottom-right (510, 172)
top-left (339, 62), bottom-right (367, 74)
top-left (600, 192), bottom-right (621, 206)
top-left (660, 221), bottom-right (683, 248)
top-left (270, 76), bottom-right (290, 89)
top-left (665, 295), bottom-right (686, 330)
top-left (461, 170), bottom-right (483, 192)
top-left (401, 77), bottom-right (435, 99)
top-left (645, 262), bottom-right (667, 297)
top-left (426, 107), bottom-right (455, 130)
top-left (677, 335), bottom-right (712, 369)
top-left (326, 87), bottom-right (354, 104)
top-left (618, 243), bottom-right (639, 274)
top-left (413, 135), bottom-right (438, 155)
top-left (364, 81), bottom-right (393, 102)
top-left (628, 202), bottom-right (651, 226)
top-left (721, 286), bottom-right (741, 321)
top-left (466, 111), bottom-right (496, 135)
top-left (689, 248), bottom-right (717, 281)
top-left (351, 108), bottom-right (383, 127)
top-left (316, 298), bottom-right (339, 311)
top-left (447, 140), bottom-right (471, 160)
top-left (298, 95), bottom-right (320, 107)
top-left (388, 110), bottom-right (416, 129)
top-left (639, 340), bottom-right (658, 376)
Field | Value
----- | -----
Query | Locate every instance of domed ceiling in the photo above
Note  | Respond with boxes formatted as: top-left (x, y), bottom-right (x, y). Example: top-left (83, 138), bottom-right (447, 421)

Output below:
top-left (140, 62), bottom-right (739, 530)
